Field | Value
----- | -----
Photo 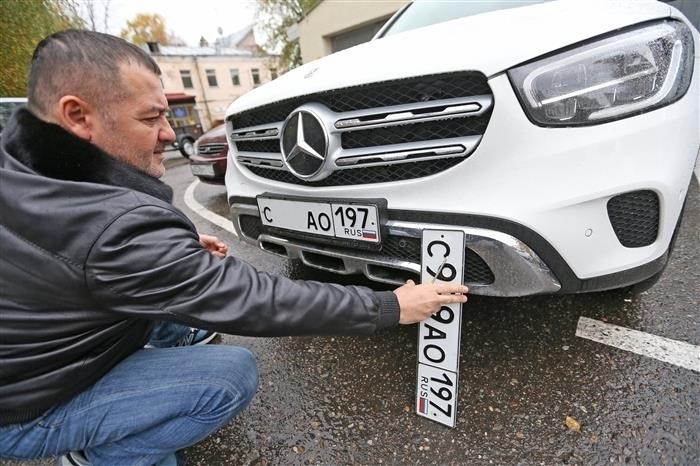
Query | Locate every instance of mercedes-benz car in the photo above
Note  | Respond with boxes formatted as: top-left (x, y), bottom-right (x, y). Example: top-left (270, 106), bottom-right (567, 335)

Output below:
top-left (223, 0), bottom-right (699, 296)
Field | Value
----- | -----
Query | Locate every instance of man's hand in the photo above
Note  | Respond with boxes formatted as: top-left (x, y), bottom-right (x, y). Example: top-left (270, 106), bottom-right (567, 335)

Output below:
top-left (199, 234), bottom-right (228, 258)
top-left (393, 279), bottom-right (468, 324)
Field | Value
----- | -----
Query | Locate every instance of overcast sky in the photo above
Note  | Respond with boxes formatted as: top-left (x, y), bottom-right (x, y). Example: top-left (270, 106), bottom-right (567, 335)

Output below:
top-left (81, 0), bottom-right (259, 47)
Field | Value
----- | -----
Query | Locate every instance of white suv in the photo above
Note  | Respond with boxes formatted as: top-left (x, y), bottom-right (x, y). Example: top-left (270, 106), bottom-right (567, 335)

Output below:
top-left (225, 0), bottom-right (699, 296)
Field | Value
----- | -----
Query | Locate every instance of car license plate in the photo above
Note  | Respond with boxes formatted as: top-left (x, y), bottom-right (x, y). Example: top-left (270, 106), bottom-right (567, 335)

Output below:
top-left (191, 164), bottom-right (215, 177)
top-left (257, 196), bottom-right (381, 243)
top-left (416, 229), bottom-right (465, 428)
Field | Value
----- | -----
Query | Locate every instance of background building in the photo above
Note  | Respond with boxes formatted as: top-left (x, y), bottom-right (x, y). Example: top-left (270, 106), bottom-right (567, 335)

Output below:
top-left (144, 26), bottom-right (278, 131)
top-left (295, 0), bottom-right (408, 63)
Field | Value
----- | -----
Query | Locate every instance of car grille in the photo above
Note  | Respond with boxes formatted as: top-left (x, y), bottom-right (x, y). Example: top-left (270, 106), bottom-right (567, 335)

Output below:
top-left (245, 158), bottom-right (466, 187)
top-left (197, 143), bottom-right (227, 156)
top-left (235, 139), bottom-right (280, 153)
top-left (607, 190), bottom-right (659, 248)
top-left (341, 116), bottom-right (488, 149)
top-left (230, 72), bottom-right (491, 128)
top-left (227, 71), bottom-right (493, 186)
top-left (238, 214), bottom-right (494, 285)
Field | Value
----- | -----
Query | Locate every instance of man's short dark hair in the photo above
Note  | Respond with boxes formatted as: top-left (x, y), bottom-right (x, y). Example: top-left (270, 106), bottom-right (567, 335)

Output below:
top-left (28, 29), bottom-right (161, 117)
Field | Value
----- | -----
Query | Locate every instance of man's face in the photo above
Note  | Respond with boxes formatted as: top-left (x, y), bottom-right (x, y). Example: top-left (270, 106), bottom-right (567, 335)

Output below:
top-left (90, 62), bottom-right (176, 178)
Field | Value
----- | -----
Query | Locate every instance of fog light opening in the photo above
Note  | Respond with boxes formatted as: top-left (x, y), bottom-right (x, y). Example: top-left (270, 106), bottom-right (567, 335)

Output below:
top-left (301, 251), bottom-right (347, 273)
top-left (260, 241), bottom-right (288, 257)
top-left (366, 264), bottom-right (419, 284)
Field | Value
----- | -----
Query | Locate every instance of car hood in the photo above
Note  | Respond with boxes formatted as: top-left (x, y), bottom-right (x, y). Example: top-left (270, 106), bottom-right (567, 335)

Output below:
top-left (228, 0), bottom-right (672, 116)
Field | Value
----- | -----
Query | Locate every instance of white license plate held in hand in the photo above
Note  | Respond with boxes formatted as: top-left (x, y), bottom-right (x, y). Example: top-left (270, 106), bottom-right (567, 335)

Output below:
top-left (257, 196), bottom-right (381, 243)
top-left (416, 229), bottom-right (465, 428)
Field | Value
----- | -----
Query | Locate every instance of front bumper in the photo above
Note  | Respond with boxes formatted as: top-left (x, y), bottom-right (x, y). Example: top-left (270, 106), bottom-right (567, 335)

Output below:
top-left (230, 199), bottom-right (674, 296)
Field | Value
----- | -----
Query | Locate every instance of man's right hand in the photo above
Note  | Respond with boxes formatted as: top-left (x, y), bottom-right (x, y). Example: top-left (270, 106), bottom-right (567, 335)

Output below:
top-left (393, 279), bottom-right (468, 324)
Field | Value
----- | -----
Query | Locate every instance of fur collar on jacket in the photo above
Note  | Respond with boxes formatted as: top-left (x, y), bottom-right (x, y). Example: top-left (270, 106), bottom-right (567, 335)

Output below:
top-left (1, 108), bottom-right (173, 203)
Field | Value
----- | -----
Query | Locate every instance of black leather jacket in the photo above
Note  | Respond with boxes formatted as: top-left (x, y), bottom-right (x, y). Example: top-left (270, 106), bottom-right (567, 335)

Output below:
top-left (0, 109), bottom-right (399, 425)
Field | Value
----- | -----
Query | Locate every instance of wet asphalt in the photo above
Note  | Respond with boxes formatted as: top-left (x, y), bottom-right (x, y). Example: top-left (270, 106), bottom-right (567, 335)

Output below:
top-left (3, 153), bottom-right (698, 466)
top-left (169, 155), bottom-right (699, 466)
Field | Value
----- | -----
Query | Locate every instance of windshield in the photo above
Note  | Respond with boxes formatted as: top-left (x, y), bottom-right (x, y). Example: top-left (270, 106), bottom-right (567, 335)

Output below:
top-left (382, 0), bottom-right (552, 37)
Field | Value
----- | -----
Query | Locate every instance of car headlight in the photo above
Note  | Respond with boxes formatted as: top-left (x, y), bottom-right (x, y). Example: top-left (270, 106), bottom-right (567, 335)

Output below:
top-left (508, 20), bottom-right (694, 126)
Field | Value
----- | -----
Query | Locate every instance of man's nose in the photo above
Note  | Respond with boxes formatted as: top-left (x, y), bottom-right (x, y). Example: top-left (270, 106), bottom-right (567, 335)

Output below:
top-left (160, 120), bottom-right (176, 143)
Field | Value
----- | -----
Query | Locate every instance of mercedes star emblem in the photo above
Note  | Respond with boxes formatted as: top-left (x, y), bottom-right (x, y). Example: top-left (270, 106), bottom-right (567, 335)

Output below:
top-left (280, 109), bottom-right (328, 178)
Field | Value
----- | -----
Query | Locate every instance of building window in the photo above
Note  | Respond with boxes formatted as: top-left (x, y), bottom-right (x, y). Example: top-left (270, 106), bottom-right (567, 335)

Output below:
top-left (180, 70), bottom-right (193, 89)
top-left (251, 68), bottom-right (261, 85)
top-left (230, 68), bottom-right (240, 86)
top-left (206, 69), bottom-right (218, 87)
top-left (270, 68), bottom-right (278, 80)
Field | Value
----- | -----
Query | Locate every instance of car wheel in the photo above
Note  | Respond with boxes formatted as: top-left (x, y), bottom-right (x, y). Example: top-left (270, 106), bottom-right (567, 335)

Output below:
top-left (179, 138), bottom-right (195, 158)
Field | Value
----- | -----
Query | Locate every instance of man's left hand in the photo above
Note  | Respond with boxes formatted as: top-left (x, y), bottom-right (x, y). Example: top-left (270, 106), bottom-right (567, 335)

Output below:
top-left (199, 234), bottom-right (228, 257)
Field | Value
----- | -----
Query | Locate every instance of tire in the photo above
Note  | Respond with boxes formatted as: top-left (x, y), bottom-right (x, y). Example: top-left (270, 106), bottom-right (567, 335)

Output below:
top-left (179, 138), bottom-right (195, 158)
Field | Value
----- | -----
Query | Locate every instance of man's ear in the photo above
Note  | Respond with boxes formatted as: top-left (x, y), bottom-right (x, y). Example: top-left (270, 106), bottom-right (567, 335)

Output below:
top-left (56, 95), bottom-right (94, 141)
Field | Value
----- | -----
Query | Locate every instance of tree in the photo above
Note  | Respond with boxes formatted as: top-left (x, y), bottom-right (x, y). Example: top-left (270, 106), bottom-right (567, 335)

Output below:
top-left (0, 0), bottom-right (84, 96)
top-left (81, 0), bottom-right (111, 32)
top-left (120, 13), bottom-right (169, 46)
top-left (255, 0), bottom-right (317, 71)
top-left (199, 36), bottom-right (209, 48)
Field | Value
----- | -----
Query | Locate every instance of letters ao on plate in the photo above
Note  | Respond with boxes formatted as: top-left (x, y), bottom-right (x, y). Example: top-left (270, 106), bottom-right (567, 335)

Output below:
top-left (416, 229), bottom-right (465, 428)
top-left (257, 196), bottom-right (380, 243)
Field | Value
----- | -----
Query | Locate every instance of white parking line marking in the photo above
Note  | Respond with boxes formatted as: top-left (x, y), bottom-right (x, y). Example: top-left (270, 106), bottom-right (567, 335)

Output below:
top-left (184, 179), bottom-right (238, 237)
top-left (576, 317), bottom-right (700, 373)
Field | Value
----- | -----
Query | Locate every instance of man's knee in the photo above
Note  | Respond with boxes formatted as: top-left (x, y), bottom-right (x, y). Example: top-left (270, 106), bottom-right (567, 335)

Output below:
top-left (226, 347), bottom-right (258, 405)
top-left (192, 346), bottom-right (259, 421)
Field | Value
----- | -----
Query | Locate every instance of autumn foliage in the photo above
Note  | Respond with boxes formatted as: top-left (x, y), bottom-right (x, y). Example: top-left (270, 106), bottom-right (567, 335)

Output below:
top-left (0, 0), bottom-right (83, 96)
top-left (120, 13), bottom-right (169, 46)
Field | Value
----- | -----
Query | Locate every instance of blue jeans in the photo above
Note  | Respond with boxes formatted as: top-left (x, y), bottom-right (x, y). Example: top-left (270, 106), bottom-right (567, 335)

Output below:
top-left (147, 320), bottom-right (202, 347)
top-left (0, 323), bottom-right (258, 465)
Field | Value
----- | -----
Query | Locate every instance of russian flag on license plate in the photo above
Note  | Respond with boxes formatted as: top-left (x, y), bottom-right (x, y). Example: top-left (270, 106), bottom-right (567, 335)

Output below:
top-left (418, 397), bottom-right (429, 415)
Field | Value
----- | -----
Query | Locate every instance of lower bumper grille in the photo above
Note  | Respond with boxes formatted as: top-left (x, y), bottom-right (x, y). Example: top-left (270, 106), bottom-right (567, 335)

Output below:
top-left (607, 190), bottom-right (659, 248)
top-left (379, 235), bottom-right (495, 284)
top-left (238, 214), bottom-right (494, 284)
top-left (240, 214), bottom-right (264, 239)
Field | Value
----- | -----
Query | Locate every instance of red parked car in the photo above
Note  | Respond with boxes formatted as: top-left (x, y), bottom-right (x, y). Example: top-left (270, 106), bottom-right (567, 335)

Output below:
top-left (189, 124), bottom-right (228, 184)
